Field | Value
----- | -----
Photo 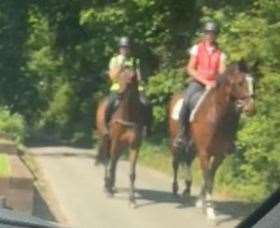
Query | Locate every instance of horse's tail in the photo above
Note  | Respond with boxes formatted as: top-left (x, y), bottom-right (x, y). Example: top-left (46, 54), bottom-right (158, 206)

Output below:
top-left (95, 97), bottom-right (111, 165)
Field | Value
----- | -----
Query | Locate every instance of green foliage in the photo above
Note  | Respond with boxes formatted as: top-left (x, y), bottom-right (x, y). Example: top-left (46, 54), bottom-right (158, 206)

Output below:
top-left (0, 107), bottom-right (25, 143)
top-left (39, 82), bottom-right (77, 137)
top-left (139, 135), bottom-right (172, 174)
top-left (146, 68), bottom-right (185, 127)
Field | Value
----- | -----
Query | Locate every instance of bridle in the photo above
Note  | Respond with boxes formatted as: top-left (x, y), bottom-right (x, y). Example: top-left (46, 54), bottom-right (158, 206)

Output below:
top-left (235, 74), bottom-right (255, 109)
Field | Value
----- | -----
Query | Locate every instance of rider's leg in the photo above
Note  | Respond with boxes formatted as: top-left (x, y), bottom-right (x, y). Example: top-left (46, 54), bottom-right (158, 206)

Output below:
top-left (174, 81), bottom-right (205, 148)
top-left (106, 92), bottom-right (119, 124)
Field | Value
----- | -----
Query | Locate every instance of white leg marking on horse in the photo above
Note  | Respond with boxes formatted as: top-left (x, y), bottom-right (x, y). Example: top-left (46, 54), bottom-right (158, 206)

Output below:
top-left (206, 193), bottom-right (212, 201)
top-left (195, 198), bottom-right (204, 208)
top-left (206, 206), bottom-right (216, 220)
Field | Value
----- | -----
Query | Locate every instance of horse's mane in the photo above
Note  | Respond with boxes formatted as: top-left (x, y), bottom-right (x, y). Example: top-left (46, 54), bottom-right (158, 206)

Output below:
top-left (217, 61), bottom-right (248, 87)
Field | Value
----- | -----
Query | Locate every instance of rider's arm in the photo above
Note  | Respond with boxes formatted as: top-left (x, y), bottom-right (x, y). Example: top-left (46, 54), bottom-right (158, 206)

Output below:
top-left (108, 56), bottom-right (123, 81)
top-left (218, 53), bottom-right (226, 74)
top-left (109, 67), bottom-right (122, 81)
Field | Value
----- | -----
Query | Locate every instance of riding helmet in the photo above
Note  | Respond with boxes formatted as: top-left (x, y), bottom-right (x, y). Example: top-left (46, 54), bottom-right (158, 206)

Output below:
top-left (119, 36), bottom-right (130, 47)
top-left (204, 21), bottom-right (219, 34)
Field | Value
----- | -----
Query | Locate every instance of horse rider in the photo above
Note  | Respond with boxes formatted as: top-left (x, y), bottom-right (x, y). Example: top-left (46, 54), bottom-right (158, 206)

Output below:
top-left (106, 36), bottom-right (147, 124)
top-left (173, 21), bottom-right (227, 148)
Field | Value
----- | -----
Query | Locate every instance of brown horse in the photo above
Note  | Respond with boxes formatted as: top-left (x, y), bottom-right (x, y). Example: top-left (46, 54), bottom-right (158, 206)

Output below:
top-left (95, 68), bottom-right (144, 205)
top-left (169, 62), bottom-right (255, 219)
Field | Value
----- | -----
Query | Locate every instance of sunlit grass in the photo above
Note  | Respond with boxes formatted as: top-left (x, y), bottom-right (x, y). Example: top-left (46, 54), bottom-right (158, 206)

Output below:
top-left (0, 154), bottom-right (10, 177)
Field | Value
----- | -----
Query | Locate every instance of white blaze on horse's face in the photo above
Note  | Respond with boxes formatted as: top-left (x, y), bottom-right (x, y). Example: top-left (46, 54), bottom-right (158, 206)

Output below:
top-left (240, 74), bottom-right (256, 115)
top-left (246, 74), bottom-right (254, 97)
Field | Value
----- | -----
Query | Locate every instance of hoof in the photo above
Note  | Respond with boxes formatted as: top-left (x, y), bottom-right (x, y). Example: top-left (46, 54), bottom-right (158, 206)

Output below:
top-left (94, 158), bottom-right (103, 166)
top-left (129, 200), bottom-right (137, 209)
top-left (104, 186), bottom-right (115, 197)
top-left (106, 190), bottom-right (114, 198)
top-left (129, 196), bottom-right (137, 208)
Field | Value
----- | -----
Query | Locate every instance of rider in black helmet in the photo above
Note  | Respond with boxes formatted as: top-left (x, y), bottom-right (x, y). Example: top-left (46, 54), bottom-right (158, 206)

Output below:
top-left (106, 36), bottom-right (148, 126)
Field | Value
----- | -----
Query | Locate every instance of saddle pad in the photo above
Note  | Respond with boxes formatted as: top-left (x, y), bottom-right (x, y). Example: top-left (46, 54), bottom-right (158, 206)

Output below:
top-left (171, 98), bottom-right (183, 120)
top-left (171, 88), bottom-right (212, 122)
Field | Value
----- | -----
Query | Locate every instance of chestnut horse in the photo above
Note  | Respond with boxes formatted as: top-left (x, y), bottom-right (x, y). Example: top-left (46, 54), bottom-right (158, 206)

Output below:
top-left (95, 68), bottom-right (144, 205)
top-left (169, 63), bottom-right (255, 219)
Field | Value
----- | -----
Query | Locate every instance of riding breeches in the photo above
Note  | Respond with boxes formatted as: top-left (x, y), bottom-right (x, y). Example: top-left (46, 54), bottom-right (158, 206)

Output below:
top-left (179, 80), bottom-right (205, 127)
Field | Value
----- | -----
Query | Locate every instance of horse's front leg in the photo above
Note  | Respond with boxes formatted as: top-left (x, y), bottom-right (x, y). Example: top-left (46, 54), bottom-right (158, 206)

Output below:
top-left (204, 155), bottom-right (225, 219)
top-left (196, 153), bottom-right (215, 218)
top-left (129, 147), bottom-right (139, 206)
top-left (197, 153), bottom-right (224, 220)
top-left (105, 140), bottom-right (120, 196)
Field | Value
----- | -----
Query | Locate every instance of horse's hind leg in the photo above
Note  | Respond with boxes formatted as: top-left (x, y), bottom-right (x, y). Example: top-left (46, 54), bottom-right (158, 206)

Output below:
top-left (172, 153), bottom-right (179, 196)
top-left (129, 147), bottom-right (139, 205)
top-left (182, 146), bottom-right (195, 199)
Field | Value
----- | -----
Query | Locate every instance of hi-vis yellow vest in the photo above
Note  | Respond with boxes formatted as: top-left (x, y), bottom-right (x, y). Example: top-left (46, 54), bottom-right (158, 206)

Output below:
top-left (109, 55), bottom-right (143, 91)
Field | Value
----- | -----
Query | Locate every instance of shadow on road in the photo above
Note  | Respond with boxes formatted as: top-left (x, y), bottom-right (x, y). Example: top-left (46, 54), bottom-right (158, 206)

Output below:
top-left (33, 187), bottom-right (57, 221)
top-left (215, 200), bottom-right (258, 225)
top-left (130, 188), bottom-right (258, 224)
top-left (135, 189), bottom-right (195, 208)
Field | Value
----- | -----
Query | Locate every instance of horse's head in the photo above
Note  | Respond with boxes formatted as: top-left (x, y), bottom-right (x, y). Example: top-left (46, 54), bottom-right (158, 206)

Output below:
top-left (118, 67), bottom-right (138, 94)
top-left (220, 62), bottom-right (256, 115)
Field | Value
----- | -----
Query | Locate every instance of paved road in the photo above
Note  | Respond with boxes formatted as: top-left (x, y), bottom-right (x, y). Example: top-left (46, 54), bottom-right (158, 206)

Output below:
top-left (30, 146), bottom-right (253, 228)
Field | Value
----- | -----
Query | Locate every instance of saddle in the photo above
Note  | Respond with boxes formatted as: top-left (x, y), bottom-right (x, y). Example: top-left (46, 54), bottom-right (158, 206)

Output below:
top-left (171, 88), bottom-right (212, 122)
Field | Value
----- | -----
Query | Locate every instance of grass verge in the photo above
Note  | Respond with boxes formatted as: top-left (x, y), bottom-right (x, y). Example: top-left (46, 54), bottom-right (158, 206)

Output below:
top-left (0, 154), bottom-right (11, 177)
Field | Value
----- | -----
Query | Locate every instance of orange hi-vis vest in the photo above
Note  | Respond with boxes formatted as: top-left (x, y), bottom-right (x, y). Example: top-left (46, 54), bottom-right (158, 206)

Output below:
top-left (195, 42), bottom-right (221, 83)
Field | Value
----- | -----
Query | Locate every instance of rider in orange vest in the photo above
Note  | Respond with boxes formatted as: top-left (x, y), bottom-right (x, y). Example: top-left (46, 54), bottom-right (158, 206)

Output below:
top-left (174, 22), bottom-right (226, 148)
